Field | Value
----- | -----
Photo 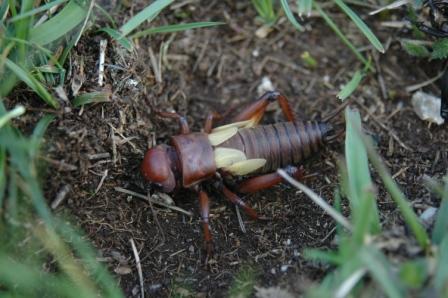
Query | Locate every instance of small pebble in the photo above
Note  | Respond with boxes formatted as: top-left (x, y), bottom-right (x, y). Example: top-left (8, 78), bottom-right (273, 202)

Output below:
top-left (420, 207), bottom-right (438, 226)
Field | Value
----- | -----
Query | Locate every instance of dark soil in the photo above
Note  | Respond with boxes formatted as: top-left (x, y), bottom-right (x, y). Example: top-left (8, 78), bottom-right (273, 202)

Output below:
top-left (8, 2), bottom-right (448, 297)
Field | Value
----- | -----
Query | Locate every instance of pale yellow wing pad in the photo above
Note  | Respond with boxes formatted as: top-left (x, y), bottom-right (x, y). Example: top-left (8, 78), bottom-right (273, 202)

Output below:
top-left (208, 127), bottom-right (238, 146)
top-left (211, 119), bottom-right (256, 133)
top-left (214, 148), bottom-right (247, 168)
top-left (224, 158), bottom-right (266, 176)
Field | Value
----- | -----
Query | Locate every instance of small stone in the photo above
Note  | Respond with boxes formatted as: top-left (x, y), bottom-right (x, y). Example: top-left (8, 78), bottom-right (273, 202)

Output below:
top-left (148, 284), bottom-right (162, 292)
top-left (114, 265), bottom-right (132, 275)
top-left (412, 91), bottom-right (445, 125)
top-left (420, 207), bottom-right (438, 227)
top-left (255, 25), bottom-right (273, 39)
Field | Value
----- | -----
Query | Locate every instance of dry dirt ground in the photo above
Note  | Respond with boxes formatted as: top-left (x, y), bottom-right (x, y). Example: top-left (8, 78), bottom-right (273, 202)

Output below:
top-left (8, 1), bottom-right (448, 297)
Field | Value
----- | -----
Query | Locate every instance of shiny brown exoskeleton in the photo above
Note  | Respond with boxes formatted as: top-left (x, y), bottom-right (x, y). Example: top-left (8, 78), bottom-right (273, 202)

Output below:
top-left (141, 91), bottom-right (335, 259)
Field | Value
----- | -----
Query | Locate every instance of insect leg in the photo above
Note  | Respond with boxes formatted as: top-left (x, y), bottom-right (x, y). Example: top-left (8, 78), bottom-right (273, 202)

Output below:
top-left (231, 91), bottom-right (297, 124)
top-left (222, 185), bottom-right (259, 219)
top-left (154, 110), bottom-right (190, 134)
top-left (237, 165), bottom-right (305, 193)
top-left (203, 111), bottom-right (224, 133)
top-left (198, 190), bottom-right (213, 259)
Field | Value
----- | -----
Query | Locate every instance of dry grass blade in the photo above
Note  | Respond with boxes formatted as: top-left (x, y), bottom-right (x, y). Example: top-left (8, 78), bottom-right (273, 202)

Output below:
top-left (130, 238), bottom-right (144, 298)
top-left (114, 187), bottom-right (193, 216)
top-left (335, 268), bottom-right (367, 298)
top-left (277, 169), bottom-right (353, 231)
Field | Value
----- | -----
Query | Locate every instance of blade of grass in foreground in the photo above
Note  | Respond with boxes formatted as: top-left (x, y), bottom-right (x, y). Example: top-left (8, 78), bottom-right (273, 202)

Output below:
top-left (73, 91), bottom-right (111, 107)
top-left (434, 236), bottom-right (448, 293)
top-left (0, 105), bottom-right (25, 129)
top-left (360, 246), bottom-right (403, 298)
top-left (130, 22), bottom-right (225, 38)
top-left (337, 70), bottom-right (364, 101)
top-left (5, 59), bottom-right (59, 108)
top-left (359, 129), bottom-right (430, 250)
top-left (119, 0), bottom-right (174, 36)
top-left (334, 0), bottom-right (385, 53)
top-left (314, 3), bottom-right (372, 71)
top-left (297, 0), bottom-right (313, 17)
top-left (280, 0), bottom-right (304, 31)
top-left (345, 108), bottom-right (380, 238)
top-left (9, 0), bottom-right (68, 22)
top-left (0, 147), bottom-right (5, 207)
top-left (99, 28), bottom-right (133, 50)
top-left (30, 0), bottom-right (87, 46)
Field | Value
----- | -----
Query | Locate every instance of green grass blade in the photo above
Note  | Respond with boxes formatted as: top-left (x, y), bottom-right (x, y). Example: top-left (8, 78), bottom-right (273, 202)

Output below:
top-left (30, 0), bottom-right (87, 46)
top-left (314, 3), bottom-right (372, 71)
top-left (360, 246), bottom-right (403, 298)
top-left (280, 0), bottom-right (304, 31)
top-left (0, 105), bottom-right (25, 129)
top-left (360, 130), bottom-right (430, 250)
top-left (73, 91), bottom-right (111, 107)
top-left (345, 108), bottom-right (380, 237)
top-left (297, 0), bottom-right (313, 16)
top-left (130, 21), bottom-right (225, 38)
top-left (228, 266), bottom-right (259, 298)
top-left (119, 0), bottom-right (174, 36)
top-left (401, 40), bottom-right (430, 58)
top-left (334, 0), bottom-right (384, 53)
top-left (99, 27), bottom-right (133, 50)
top-left (251, 0), bottom-right (277, 25)
top-left (0, 146), bottom-right (5, 208)
top-left (304, 248), bottom-right (343, 265)
top-left (435, 236), bottom-right (448, 294)
top-left (432, 196), bottom-right (448, 245)
top-left (8, 0), bottom-right (68, 22)
top-left (55, 221), bottom-right (124, 298)
top-left (30, 115), bottom-right (54, 157)
top-left (5, 59), bottom-right (59, 108)
top-left (337, 70), bottom-right (364, 101)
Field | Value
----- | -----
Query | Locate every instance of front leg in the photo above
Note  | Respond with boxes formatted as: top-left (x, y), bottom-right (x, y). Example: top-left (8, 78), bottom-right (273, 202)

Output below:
top-left (154, 110), bottom-right (190, 134)
top-left (198, 189), bottom-right (213, 260)
top-left (203, 111), bottom-right (223, 133)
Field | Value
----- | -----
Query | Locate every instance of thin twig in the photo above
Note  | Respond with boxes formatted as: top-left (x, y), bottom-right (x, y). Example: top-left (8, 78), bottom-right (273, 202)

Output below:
top-left (98, 39), bottom-right (107, 86)
top-left (405, 70), bottom-right (445, 93)
top-left (114, 187), bottom-right (193, 216)
top-left (51, 184), bottom-right (71, 209)
top-left (277, 169), bottom-right (353, 231)
top-left (130, 238), bottom-right (144, 298)
top-left (235, 205), bottom-right (246, 233)
top-left (93, 169), bottom-right (108, 195)
top-left (148, 47), bottom-right (162, 83)
top-left (358, 103), bottom-right (412, 151)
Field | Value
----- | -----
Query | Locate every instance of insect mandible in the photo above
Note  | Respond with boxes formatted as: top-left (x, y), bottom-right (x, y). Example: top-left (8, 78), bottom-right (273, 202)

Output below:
top-left (141, 91), bottom-right (336, 258)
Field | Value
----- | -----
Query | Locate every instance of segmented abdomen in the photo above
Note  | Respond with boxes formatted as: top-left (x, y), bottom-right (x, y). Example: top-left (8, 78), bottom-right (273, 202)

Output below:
top-left (218, 121), bottom-right (331, 174)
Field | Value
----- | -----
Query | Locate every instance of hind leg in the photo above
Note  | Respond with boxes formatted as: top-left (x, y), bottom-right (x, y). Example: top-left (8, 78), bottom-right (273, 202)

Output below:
top-left (231, 91), bottom-right (297, 125)
top-left (237, 165), bottom-right (305, 194)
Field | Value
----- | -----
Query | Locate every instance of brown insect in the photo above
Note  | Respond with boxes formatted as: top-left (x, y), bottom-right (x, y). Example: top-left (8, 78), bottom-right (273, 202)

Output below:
top-left (141, 91), bottom-right (336, 258)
